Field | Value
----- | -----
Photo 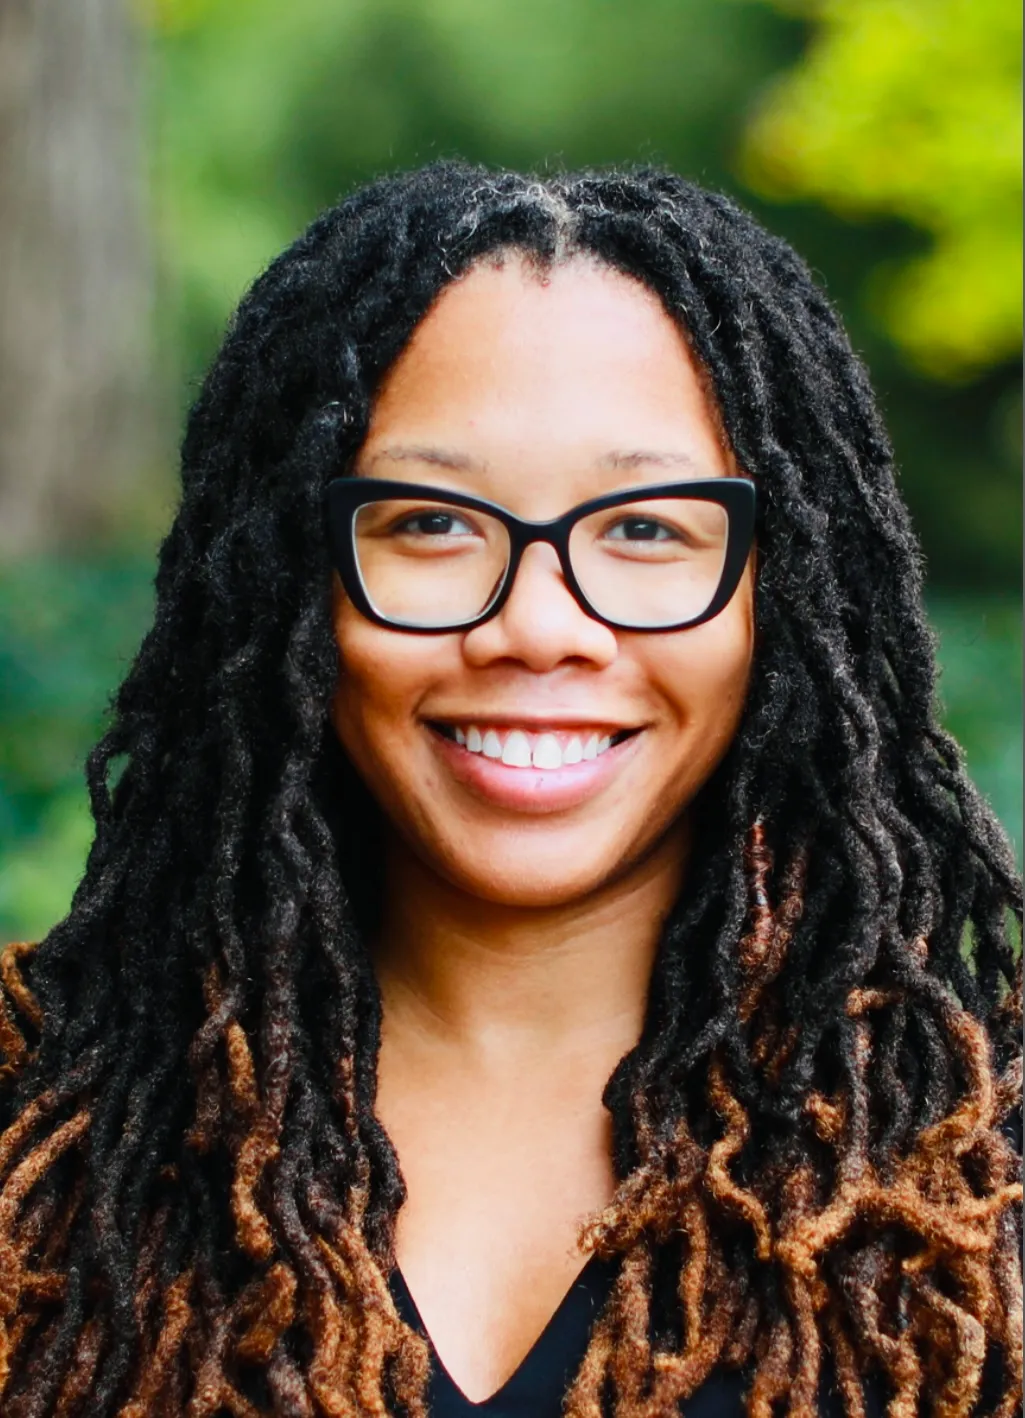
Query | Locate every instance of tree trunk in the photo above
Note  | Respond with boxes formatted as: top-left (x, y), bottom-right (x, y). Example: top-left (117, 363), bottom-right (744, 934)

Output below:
top-left (0, 0), bottom-right (154, 556)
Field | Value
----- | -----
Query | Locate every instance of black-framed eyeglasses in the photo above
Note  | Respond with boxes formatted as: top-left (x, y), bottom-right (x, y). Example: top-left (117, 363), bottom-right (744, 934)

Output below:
top-left (325, 477), bottom-right (756, 633)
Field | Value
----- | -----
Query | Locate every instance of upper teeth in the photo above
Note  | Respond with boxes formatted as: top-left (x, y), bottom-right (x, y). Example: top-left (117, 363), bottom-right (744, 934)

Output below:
top-left (452, 726), bottom-right (615, 769)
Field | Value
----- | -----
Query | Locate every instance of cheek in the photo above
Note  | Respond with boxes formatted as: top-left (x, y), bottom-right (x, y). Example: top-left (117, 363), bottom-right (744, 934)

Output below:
top-left (652, 580), bottom-right (755, 775)
top-left (330, 596), bottom-right (432, 750)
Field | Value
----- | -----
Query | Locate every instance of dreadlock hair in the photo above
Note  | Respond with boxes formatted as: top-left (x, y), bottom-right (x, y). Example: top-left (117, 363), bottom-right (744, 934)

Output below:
top-left (1, 161), bottom-right (1020, 1417)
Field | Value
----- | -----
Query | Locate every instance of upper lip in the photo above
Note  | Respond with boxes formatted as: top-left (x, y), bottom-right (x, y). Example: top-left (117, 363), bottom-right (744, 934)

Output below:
top-left (424, 714), bottom-right (642, 732)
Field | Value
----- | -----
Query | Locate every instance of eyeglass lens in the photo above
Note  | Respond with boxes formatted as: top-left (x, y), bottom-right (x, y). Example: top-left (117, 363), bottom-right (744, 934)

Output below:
top-left (351, 494), bottom-right (730, 629)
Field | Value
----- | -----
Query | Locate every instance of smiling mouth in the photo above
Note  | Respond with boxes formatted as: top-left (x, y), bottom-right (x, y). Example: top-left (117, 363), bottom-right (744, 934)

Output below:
top-left (427, 722), bottom-right (639, 770)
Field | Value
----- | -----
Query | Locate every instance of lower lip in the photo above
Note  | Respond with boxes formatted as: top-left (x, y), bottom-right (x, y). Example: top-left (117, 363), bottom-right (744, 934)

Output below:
top-left (426, 727), bottom-right (644, 814)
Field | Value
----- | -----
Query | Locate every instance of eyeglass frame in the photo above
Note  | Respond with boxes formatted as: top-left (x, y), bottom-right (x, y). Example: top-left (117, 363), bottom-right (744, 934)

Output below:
top-left (324, 475), bottom-right (757, 634)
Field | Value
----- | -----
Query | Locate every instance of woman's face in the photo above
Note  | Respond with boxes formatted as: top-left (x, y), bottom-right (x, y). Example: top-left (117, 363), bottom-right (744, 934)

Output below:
top-left (331, 255), bottom-right (755, 908)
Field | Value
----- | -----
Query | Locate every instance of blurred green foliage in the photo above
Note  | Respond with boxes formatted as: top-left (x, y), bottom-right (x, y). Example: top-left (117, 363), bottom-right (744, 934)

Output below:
top-left (742, 0), bottom-right (1022, 380)
top-left (0, 562), bottom-right (152, 938)
top-left (0, 563), bottom-right (1018, 942)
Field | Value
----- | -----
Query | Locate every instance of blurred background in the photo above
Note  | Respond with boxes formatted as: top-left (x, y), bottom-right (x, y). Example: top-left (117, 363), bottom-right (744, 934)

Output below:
top-left (0, 0), bottom-right (1021, 940)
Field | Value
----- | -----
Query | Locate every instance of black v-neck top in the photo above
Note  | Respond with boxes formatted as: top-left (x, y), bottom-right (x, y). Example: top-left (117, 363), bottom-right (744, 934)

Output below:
top-left (390, 1256), bottom-right (620, 1416)
top-left (390, 1252), bottom-right (1012, 1417)
top-left (389, 1255), bottom-right (891, 1417)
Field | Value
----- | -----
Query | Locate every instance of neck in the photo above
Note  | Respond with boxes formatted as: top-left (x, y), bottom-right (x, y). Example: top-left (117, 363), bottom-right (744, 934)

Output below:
top-left (371, 826), bottom-right (687, 1067)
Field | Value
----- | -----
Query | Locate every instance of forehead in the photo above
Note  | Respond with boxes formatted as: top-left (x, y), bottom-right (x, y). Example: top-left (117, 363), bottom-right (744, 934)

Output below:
top-left (357, 254), bottom-right (733, 511)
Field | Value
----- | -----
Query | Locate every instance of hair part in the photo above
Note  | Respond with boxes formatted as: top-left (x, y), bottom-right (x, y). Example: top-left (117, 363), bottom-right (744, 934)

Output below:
top-left (0, 161), bottom-right (1020, 1416)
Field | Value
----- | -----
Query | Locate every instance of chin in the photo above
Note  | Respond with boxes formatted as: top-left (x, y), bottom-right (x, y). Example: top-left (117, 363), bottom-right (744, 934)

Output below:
top-left (432, 834), bottom-right (652, 910)
top-left (450, 868), bottom-right (611, 910)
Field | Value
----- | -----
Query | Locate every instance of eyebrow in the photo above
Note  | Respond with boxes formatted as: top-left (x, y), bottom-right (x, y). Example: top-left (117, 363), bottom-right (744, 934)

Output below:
top-left (364, 446), bottom-right (483, 472)
top-left (362, 446), bottom-right (706, 474)
top-left (597, 449), bottom-right (704, 472)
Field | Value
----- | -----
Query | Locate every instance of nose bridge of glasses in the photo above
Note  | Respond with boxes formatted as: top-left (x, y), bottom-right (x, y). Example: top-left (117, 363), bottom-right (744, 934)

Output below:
top-left (505, 531), bottom-right (571, 588)
top-left (503, 498), bottom-right (573, 542)
top-left (501, 504), bottom-right (589, 596)
top-left (487, 535), bottom-right (617, 661)
top-left (495, 527), bottom-right (596, 630)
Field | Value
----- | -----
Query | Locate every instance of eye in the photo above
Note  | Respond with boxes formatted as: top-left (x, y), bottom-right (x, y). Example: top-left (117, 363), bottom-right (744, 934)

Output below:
top-left (603, 517), bottom-right (680, 543)
top-left (394, 509), bottom-right (477, 537)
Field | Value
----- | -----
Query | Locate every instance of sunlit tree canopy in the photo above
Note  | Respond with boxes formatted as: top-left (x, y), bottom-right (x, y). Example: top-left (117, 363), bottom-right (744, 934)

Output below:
top-left (740, 0), bottom-right (1023, 380)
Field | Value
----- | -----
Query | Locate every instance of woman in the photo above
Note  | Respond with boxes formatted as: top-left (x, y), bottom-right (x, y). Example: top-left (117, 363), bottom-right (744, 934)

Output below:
top-left (0, 163), bottom-right (1020, 1418)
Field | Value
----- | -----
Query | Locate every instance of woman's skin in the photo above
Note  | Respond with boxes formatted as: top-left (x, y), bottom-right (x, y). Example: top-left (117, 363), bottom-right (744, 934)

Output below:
top-left (330, 255), bottom-right (756, 1399)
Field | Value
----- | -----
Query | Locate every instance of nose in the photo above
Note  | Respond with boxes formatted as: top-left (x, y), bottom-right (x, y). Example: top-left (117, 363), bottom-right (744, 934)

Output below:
top-left (462, 542), bottom-right (618, 672)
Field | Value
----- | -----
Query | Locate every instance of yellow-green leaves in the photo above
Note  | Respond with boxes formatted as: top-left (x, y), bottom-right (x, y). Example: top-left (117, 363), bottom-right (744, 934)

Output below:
top-left (741, 0), bottom-right (1023, 380)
